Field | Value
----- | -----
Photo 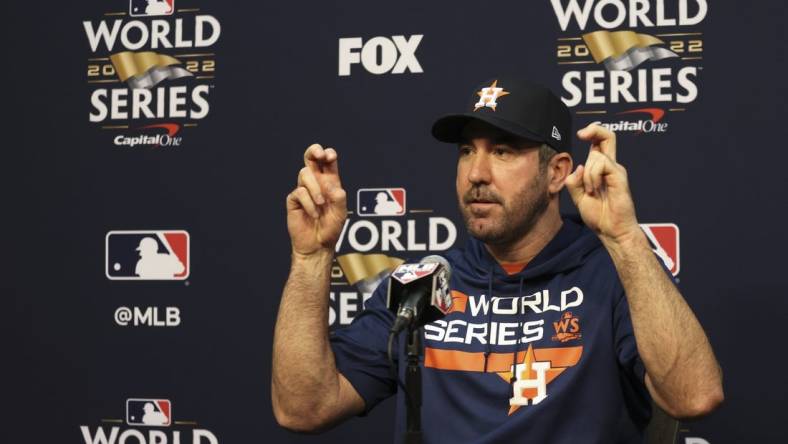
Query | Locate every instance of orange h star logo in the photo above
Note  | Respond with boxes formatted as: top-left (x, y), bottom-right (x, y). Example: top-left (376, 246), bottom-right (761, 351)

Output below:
top-left (474, 80), bottom-right (510, 111)
top-left (509, 344), bottom-right (551, 408)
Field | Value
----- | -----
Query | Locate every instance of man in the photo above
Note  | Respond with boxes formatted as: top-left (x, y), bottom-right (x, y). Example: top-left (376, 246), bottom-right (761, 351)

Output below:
top-left (272, 77), bottom-right (723, 443)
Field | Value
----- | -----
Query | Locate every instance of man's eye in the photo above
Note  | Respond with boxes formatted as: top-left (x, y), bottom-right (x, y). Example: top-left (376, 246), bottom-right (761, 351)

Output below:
top-left (493, 147), bottom-right (511, 156)
top-left (458, 146), bottom-right (472, 155)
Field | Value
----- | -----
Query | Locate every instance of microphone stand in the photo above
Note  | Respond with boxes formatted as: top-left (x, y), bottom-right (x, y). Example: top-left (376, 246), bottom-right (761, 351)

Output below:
top-left (404, 326), bottom-right (422, 444)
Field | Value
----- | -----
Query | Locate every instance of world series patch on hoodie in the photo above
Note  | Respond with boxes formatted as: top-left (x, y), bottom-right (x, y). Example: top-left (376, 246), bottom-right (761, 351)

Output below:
top-left (331, 217), bottom-right (655, 444)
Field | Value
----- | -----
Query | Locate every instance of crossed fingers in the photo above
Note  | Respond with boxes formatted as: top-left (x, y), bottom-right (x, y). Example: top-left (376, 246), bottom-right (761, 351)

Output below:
top-left (288, 144), bottom-right (342, 218)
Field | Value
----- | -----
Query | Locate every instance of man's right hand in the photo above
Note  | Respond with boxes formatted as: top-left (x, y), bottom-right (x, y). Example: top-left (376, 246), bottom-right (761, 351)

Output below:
top-left (286, 144), bottom-right (347, 256)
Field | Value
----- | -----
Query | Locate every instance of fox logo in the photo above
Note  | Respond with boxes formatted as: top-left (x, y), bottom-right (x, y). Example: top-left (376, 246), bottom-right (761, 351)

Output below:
top-left (551, 311), bottom-right (581, 342)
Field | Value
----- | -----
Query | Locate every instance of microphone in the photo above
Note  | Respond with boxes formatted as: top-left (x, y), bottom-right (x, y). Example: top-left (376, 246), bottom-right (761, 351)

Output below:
top-left (387, 255), bottom-right (453, 335)
top-left (385, 256), bottom-right (453, 434)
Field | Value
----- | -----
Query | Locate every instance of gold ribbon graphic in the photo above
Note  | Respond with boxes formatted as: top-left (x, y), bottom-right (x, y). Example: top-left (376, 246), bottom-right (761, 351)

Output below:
top-left (336, 253), bottom-right (404, 286)
top-left (110, 51), bottom-right (193, 89)
top-left (582, 31), bottom-right (678, 71)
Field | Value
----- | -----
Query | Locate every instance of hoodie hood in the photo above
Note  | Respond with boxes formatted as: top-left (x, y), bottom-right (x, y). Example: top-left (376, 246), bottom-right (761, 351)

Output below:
top-left (450, 214), bottom-right (602, 283)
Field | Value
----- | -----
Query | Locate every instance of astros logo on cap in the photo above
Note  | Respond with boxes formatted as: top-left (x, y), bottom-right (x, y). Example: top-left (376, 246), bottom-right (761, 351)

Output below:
top-left (473, 80), bottom-right (509, 111)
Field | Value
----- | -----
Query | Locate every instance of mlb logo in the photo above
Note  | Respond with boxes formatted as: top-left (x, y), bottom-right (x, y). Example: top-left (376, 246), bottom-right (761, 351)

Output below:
top-left (391, 262), bottom-right (438, 285)
top-left (129, 0), bottom-right (175, 17)
top-left (126, 398), bottom-right (172, 426)
top-left (106, 230), bottom-right (190, 280)
top-left (357, 188), bottom-right (406, 217)
top-left (640, 223), bottom-right (680, 276)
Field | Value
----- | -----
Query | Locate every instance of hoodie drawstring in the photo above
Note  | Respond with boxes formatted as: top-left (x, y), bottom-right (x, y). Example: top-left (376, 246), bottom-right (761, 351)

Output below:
top-left (510, 276), bottom-right (525, 385)
top-left (483, 266), bottom-right (494, 373)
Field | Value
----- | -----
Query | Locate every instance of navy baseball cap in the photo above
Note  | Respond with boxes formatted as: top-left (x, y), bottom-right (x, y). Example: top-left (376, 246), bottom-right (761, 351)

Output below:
top-left (431, 76), bottom-right (572, 152)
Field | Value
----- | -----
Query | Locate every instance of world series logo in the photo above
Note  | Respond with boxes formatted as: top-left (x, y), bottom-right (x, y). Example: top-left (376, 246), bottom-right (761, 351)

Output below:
top-left (83, 1), bottom-right (221, 147)
top-left (550, 0), bottom-right (707, 134)
top-left (80, 398), bottom-right (219, 443)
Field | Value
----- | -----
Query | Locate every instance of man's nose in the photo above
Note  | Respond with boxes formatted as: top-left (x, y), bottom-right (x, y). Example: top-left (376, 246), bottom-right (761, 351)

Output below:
top-left (467, 151), bottom-right (492, 184)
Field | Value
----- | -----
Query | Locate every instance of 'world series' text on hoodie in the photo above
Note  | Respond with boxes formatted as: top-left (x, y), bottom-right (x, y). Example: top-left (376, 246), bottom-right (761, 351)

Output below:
top-left (331, 216), bottom-right (653, 444)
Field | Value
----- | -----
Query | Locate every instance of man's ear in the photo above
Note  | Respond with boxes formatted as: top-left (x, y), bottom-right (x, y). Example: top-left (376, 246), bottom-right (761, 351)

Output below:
top-left (548, 152), bottom-right (573, 194)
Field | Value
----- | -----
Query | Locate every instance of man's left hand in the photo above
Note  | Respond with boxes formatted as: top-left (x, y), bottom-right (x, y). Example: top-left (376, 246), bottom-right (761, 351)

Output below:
top-left (565, 124), bottom-right (642, 245)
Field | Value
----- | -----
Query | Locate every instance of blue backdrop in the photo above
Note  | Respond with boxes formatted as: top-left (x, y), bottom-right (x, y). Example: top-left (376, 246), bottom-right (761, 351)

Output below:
top-left (5, 1), bottom-right (786, 443)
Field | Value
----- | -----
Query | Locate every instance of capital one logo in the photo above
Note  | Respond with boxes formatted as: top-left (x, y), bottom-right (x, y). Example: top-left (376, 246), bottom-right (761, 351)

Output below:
top-left (338, 35), bottom-right (423, 76)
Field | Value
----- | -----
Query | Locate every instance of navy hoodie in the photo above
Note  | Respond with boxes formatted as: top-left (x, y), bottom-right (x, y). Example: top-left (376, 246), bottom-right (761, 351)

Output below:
top-left (331, 217), bottom-right (652, 443)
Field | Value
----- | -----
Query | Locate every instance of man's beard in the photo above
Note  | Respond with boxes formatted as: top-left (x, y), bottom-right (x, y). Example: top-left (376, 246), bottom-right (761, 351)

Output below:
top-left (458, 173), bottom-right (550, 246)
